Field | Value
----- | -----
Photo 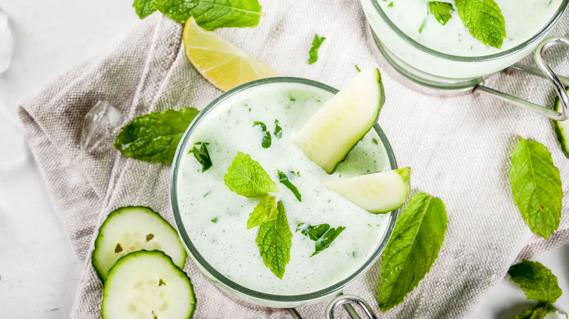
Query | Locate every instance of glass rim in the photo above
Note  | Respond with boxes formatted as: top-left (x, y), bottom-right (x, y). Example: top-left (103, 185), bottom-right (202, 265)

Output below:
top-left (170, 76), bottom-right (399, 303)
top-left (369, 0), bottom-right (569, 62)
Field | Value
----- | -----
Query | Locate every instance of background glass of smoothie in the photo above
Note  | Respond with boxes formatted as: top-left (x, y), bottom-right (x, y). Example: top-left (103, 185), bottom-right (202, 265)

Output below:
top-left (170, 77), bottom-right (399, 308)
top-left (360, 0), bottom-right (569, 89)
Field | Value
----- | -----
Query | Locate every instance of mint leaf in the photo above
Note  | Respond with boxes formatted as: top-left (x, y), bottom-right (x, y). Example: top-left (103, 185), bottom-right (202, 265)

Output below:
top-left (377, 192), bottom-right (448, 311)
top-left (277, 171), bottom-right (302, 201)
top-left (513, 303), bottom-right (559, 319)
top-left (455, 0), bottom-right (506, 48)
top-left (247, 195), bottom-right (278, 229)
top-left (509, 138), bottom-right (562, 239)
top-left (253, 121), bottom-right (272, 148)
top-left (273, 119), bottom-right (282, 139)
top-left (296, 223), bottom-right (345, 256)
top-left (428, 1), bottom-right (454, 25)
top-left (189, 142), bottom-right (212, 171)
top-left (133, 0), bottom-right (158, 18)
top-left (256, 200), bottom-right (292, 278)
top-left (224, 152), bottom-right (278, 197)
top-left (155, 0), bottom-right (262, 30)
top-left (508, 260), bottom-right (562, 303)
top-left (308, 34), bottom-right (326, 65)
top-left (114, 107), bottom-right (199, 164)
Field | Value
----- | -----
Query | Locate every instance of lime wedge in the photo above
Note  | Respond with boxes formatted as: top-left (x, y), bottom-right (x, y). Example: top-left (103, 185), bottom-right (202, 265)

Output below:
top-left (183, 18), bottom-right (276, 91)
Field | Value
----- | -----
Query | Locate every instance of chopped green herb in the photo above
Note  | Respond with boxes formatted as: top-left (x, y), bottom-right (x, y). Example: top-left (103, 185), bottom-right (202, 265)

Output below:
top-left (224, 152), bottom-right (278, 197)
top-left (273, 119), bottom-right (283, 139)
top-left (114, 243), bottom-right (123, 253)
top-left (296, 223), bottom-right (345, 256)
top-left (354, 64), bottom-right (361, 72)
top-left (308, 34), bottom-right (326, 64)
top-left (508, 260), bottom-right (562, 303)
top-left (145, 233), bottom-right (155, 242)
top-left (158, 278), bottom-right (166, 286)
top-left (509, 138), bottom-right (562, 239)
top-left (277, 170), bottom-right (302, 201)
top-left (189, 142), bottom-right (212, 172)
top-left (428, 1), bottom-right (454, 25)
top-left (256, 201), bottom-right (292, 278)
top-left (154, 0), bottom-right (263, 30)
top-left (387, 1), bottom-right (394, 7)
top-left (203, 191), bottom-right (211, 197)
top-left (418, 16), bottom-right (427, 33)
top-left (210, 217), bottom-right (219, 224)
top-left (114, 107), bottom-right (199, 164)
top-left (371, 137), bottom-right (379, 145)
top-left (253, 121), bottom-right (272, 148)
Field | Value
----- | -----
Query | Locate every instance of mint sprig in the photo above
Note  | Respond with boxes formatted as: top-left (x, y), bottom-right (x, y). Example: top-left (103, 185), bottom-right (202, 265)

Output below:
top-left (247, 195), bottom-right (278, 229)
top-left (224, 152), bottom-right (278, 197)
top-left (455, 0), bottom-right (506, 48)
top-left (133, 0), bottom-right (159, 18)
top-left (153, 0), bottom-right (263, 30)
top-left (114, 107), bottom-right (199, 164)
top-left (508, 260), bottom-right (562, 303)
top-left (509, 138), bottom-right (562, 239)
top-left (513, 303), bottom-right (561, 319)
top-left (377, 192), bottom-right (448, 311)
top-left (255, 201), bottom-right (292, 278)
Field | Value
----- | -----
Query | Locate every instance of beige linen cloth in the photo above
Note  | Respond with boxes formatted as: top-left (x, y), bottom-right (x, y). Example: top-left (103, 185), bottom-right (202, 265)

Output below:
top-left (17, 1), bottom-right (569, 318)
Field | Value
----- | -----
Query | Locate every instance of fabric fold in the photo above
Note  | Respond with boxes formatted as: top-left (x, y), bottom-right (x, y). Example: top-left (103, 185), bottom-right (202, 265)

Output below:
top-left (18, 1), bottom-right (569, 318)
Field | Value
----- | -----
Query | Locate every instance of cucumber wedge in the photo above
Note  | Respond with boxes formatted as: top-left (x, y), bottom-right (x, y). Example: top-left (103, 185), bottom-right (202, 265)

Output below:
top-left (326, 167), bottom-right (411, 214)
top-left (92, 206), bottom-right (187, 281)
top-left (294, 68), bottom-right (385, 173)
top-left (102, 251), bottom-right (196, 319)
top-left (554, 90), bottom-right (569, 158)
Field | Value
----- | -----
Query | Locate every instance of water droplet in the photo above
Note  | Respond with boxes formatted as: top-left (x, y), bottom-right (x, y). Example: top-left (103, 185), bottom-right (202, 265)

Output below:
top-left (0, 8), bottom-right (14, 74)
top-left (80, 101), bottom-right (122, 155)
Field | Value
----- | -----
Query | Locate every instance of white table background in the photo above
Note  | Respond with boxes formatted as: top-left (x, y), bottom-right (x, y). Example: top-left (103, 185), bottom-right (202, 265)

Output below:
top-left (0, 1), bottom-right (567, 318)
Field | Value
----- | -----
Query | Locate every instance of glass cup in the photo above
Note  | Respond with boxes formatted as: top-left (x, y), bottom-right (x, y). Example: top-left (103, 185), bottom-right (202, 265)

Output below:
top-left (360, 0), bottom-right (569, 120)
top-left (170, 77), bottom-right (399, 309)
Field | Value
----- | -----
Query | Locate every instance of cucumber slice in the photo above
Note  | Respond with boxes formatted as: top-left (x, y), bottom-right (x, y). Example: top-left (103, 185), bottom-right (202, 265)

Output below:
top-left (294, 68), bottom-right (385, 173)
top-left (325, 167), bottom-right (411, 214)
top-left (102, 251), bottom-right (196, 319)
top-left (92, 206), bottom-right (187, 281)
top-left (554, 90), bottom-right (569, 158)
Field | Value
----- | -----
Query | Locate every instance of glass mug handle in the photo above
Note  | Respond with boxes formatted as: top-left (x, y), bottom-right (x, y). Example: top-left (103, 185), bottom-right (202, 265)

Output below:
top-left (325, 294), bottom-right (378, 319)
top-left (475, 37), bottom-right (569, 121)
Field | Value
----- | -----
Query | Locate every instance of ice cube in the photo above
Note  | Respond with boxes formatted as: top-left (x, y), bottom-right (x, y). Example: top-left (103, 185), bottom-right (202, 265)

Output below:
top-left (80, 101), bottom-right (123, 155)
top-left (0, 8), bottom-right (14, 74)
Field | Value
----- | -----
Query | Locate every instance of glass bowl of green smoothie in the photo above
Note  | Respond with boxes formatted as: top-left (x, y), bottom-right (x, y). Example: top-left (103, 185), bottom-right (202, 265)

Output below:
top-left (170, 77), bottom-right (399, 308)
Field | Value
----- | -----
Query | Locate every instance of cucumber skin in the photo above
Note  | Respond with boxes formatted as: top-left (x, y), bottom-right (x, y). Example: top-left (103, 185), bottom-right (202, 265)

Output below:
top-left (101, 250), bottom-right (196, 319)
top-left (91, 206), bottom-right (187, 282)
top-left (327, 68), bottom-right (386, 174)
top-left (554, 91), bottom-right (569, 158)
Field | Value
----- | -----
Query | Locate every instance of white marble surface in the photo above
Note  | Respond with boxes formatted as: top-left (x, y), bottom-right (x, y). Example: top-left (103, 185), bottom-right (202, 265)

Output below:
top-left (0, 0), bottom-right (566, 318)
